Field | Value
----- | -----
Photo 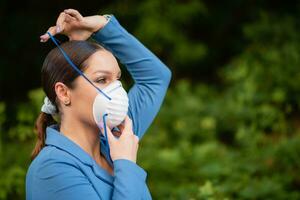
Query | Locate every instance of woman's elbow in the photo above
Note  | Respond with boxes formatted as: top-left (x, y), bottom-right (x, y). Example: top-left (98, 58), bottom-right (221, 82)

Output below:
top-left (162, 65), bottom-right (172, 86)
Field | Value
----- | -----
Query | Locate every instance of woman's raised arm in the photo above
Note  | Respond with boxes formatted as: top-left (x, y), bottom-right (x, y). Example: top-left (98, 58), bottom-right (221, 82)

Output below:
top-left (92, 15), bottom-right (172, 139)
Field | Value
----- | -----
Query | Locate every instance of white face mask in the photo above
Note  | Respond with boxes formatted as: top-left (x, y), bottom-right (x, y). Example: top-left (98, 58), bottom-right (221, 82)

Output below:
top-left (93, 80), bottom-right (129, 129)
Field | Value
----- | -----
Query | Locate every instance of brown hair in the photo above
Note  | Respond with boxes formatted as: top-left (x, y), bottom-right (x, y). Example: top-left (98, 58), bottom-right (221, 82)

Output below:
top-left (31, 40), bottom-right (104, 160)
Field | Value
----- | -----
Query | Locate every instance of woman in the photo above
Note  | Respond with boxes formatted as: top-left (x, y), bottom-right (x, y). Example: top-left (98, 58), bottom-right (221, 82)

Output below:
top-left (26, 9), bottom-right (171, 200)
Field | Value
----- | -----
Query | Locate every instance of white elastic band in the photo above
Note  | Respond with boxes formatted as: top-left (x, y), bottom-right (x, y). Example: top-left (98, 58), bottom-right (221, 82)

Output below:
top-left (41, 96), bottom-right (57, 115)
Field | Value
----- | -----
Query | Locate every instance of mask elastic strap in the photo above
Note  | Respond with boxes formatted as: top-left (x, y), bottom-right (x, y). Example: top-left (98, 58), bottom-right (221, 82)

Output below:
top-left (102, 113), bottom-right (113, 163)
top-left (46, 32), bottom-right (112, 101)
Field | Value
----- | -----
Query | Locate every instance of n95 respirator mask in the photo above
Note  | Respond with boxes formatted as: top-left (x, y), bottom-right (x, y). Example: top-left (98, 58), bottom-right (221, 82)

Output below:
top-left (93, 80), bottom-right (129, 129)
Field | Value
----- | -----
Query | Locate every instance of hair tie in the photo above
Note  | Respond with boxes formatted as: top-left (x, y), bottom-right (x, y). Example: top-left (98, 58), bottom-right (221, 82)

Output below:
top-left (41, 96), bottom-right (57, 115)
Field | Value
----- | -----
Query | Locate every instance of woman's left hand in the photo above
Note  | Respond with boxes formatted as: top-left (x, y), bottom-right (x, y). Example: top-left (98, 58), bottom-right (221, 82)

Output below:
top-left (40, 9), bottom-right (108, 42)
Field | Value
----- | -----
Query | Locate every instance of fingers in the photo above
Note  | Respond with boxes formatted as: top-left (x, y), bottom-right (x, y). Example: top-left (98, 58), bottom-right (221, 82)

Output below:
top-left (112, 129), bottom-right (122, 137)
top-left (40, 8), bottom-right (81, 43)
top-left (122, 116), bottom-right (133, 136)
top-left (101, 125), bottom-right (115, 143)
top-left (64, 8), bottom-right (83, 21)
top-left (117, 122), bottom-right (125, 133)
top-left (56, 12), bottom-right (66, 33)
top-left (133, 134), bottom-right (140, 143)
top-left (40, 11), bottom-right (66, 42)
top-left (121, 116), bottom-right (139, 142)
top-left (40, 12), bottom-right (65, 43)
top-left (40, 26), bottom-right (57, 42)
top-left (65, 13), bottom-right (76, 23)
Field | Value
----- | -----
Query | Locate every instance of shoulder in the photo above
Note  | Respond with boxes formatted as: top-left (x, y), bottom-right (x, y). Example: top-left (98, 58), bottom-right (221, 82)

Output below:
top-left (27, 146), bottom-right (83, 180)
top-left (26, 146), bottom-right (96, 200)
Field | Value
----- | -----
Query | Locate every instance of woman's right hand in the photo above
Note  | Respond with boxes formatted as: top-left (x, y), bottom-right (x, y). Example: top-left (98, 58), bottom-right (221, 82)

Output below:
top-left (40, 8), bottom-right (108, 42)
top-left (102, 116), bottom-right (140, 163)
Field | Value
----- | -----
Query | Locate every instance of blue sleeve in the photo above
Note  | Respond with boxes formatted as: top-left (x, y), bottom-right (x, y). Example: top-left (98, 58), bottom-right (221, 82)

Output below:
top-left (92, 15), bottom-right (172, 139)
top-left (113, 159), bottom-right (150, 199)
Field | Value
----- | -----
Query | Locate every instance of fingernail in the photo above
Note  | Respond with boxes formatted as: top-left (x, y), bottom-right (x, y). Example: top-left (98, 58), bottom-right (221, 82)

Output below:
top-left (56, 26), bottom-right (60, 33)
top-left (99, 122), bottom-right (104, 130)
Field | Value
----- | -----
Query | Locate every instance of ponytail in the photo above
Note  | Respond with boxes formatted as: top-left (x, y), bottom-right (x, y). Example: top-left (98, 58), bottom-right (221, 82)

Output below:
top-left (31, 112), bottom-right (56, 160)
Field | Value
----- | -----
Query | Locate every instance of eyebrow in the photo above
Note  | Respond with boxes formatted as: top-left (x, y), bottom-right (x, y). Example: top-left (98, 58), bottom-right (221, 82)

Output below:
top-left (93, 70), bottom-right (122, 77)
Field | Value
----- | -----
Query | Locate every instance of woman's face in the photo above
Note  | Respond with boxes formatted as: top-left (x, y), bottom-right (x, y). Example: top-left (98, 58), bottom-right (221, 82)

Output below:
top-left (67, 49), bottom-right (121, 128)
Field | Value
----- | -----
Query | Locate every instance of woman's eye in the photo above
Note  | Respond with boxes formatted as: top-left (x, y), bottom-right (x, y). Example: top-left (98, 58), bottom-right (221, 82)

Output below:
top-left (96, 78), bottom-right (106, 84)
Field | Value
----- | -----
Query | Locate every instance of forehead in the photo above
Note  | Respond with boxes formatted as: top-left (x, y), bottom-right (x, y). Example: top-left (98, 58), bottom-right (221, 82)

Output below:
top-left (83, 50), bottom-right (120, 75)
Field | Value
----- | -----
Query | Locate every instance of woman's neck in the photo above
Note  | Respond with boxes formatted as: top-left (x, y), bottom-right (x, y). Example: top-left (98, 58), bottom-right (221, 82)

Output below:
top-left (59, 116), bottom-right (101, 162)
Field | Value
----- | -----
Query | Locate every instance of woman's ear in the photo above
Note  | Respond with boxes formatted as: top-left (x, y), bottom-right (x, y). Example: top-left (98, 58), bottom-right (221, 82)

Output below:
top-left (54, 82), bottom-right (71, 106)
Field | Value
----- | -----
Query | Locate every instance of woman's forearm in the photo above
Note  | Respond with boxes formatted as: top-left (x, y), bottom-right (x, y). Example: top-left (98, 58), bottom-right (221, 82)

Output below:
top-left (91, 15), bottom-right (171, 83)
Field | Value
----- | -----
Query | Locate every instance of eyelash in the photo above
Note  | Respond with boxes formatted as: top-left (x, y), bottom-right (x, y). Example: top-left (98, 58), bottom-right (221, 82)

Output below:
top-left (96, 78), bottom-right (106, 84)
top-left (95, 77), bottom-right (121, 84)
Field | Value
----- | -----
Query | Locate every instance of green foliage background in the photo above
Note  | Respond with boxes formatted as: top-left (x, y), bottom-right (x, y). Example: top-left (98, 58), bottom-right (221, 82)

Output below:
top-left (1, 0), bottom-right (300, 199)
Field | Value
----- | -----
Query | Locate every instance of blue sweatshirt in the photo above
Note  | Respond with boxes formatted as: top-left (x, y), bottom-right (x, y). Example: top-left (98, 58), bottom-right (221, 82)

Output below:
top-left (26, 14), bottom-right (171, 200)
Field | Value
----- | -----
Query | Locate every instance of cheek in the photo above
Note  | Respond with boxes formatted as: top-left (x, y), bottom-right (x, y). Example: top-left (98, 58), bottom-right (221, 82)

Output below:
top-left (72, 84), bottom-right (98, 123)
